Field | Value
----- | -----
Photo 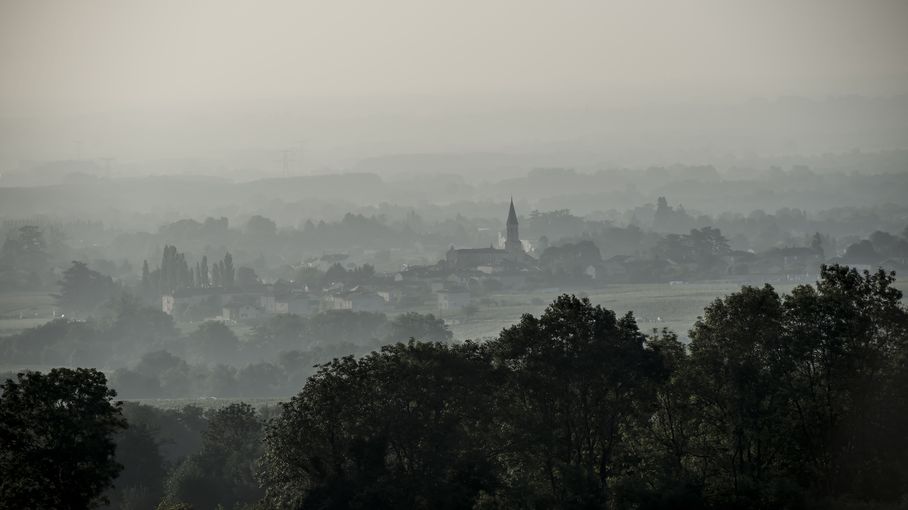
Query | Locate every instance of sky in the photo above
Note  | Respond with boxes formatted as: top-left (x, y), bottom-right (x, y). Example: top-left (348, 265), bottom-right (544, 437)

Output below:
top-left (2, 0), bottom-right (907, 115)
top-left (1, 0), bottom-right (907, 173)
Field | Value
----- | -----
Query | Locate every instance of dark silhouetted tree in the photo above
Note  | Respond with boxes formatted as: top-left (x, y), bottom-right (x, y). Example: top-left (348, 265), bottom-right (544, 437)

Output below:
top-left (260, 340), bottom-right (499, 509)
top-left (490, 295), bottom-right (663, 508)
top-left (164, 403), bottom-right (263, 509)
top-left (0, 368), bottom-right (127, 510)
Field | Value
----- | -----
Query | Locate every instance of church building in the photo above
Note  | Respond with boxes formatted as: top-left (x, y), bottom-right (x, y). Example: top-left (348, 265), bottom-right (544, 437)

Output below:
top-left (445, 198), bottom-right (530, 269)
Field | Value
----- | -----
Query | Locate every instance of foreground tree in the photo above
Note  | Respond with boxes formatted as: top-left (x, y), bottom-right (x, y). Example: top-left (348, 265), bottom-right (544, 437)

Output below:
top-left (780, 265), bottom-right (908, 502)
top-left (163, 403), bottom-right (264, 509)
top-left (686, 284), bottom-right (790, 506)
top-left (0, 368), bottom-right (127, 510)
top-left (682, 265), bottom-right (908, 507)
top-left (260, 340), bottom-right (499, 509)
top-left (106, 422), bottom-right (167, 510)
top-left (490, 294), bottom-right (664, 508)
top-left (259, 276), bottom-right (905, 509)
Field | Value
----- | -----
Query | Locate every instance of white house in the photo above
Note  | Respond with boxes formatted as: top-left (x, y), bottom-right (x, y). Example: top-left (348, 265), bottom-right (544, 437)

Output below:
top-left (437, 289), bottom-right (472, 311)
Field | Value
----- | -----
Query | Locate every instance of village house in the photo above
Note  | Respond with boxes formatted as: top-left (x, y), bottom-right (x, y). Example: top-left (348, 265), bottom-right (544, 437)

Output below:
top-left (323, 287), bottom-right (388, 312)
top-left (436, 287), bottom-right (472, 311)
top-left (162, 287), bottom-right (259, 316)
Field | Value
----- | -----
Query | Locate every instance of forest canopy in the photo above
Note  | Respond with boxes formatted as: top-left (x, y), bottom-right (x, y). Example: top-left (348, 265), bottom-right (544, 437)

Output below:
top-left (2, 265), bottom-right (905, 509)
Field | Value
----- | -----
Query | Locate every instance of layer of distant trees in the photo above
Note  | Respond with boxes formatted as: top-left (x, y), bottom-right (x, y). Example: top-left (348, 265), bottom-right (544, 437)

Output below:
top-left (0, 295), bottom-right (452, 398)
top-left (40, 224), bottom-right (904, 324)
top-left (127, 205), bottom-right (908, 286)
top-left (4, 191), bottom-right (907, 293)
top-left (2, 265), bottom-right (906, 509)
top-left (0, 225), bottom-right (56, 289)
top-left (110, 311), bottom-right (450, 399)
top-left (538, 226), bottom-right (737, 283)
top-left (139, 246), bottom-right (249, 298)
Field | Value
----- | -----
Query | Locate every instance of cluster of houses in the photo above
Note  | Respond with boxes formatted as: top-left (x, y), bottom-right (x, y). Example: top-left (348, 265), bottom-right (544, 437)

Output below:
top-left (161, 199), bottom-right (897, 323)
top-left (160, 257), bottom-right (545, 322)
top-left (161, 273), bottom-right (483, 322)
top-left (162, 285), bottom-right (377, 322)
top-left (162, 200), bottom-right (535, 322)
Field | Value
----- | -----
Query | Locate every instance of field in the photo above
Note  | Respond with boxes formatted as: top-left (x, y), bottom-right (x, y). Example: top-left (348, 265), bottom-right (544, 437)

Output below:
top-left (442, 282), bottom-right (804, 341)
top-left (3, 278), bottom-right (907, 409)
top-left (2, 278), bottom-right (907, 345)
top-left (446, 278), bottom-right (908, 341)
top-left (0, 291), bottom-right (57, 336)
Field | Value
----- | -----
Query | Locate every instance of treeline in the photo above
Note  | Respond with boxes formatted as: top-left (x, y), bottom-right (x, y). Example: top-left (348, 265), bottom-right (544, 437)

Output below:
top-left (5, 200), bottom-right (908, 295)
top-left (2, 265), bottom-right (906, 509)
top-left (141, 246), bottom-right (237, 296)
top-left (254, 265), bottom-right (908, 509)
top-left (108, 312), bottom-right (451, 399)
top-left (1, 370), bottom-right (267, 510)
top-left (0, 295), bottom-right (453, 398)
top-left (522, 201), bottom-right (908, 255)
top-left (108, 342), bottom-right (373, 399)
top-left (538, 226), bottom-right (735, 282)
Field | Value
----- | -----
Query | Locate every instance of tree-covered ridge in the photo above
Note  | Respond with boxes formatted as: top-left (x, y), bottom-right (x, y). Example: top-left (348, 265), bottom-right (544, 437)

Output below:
top-left (0, 301), bottom-right (453, 399)
top-left (1, 265), bottom-right (906, 509)
top-left (4, 194), bottom-right (908, 298)
top-left (254, 265), bottom-right (907, 509)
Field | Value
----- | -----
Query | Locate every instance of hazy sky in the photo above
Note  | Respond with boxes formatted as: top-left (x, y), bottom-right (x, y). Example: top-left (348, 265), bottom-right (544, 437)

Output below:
top-left (1, 0), bottom-right (908, 175)
top-left (2, 0), bottom-right (907, 117)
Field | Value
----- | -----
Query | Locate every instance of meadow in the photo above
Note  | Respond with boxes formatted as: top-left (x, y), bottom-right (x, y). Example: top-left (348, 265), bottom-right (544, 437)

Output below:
top-left (446, 278), bottom-right (908, 341)
top-left (0, 291), bottom-right (58, 336)
top-left (3, 277), bottom-right (907, 362)
top-left (4, 278), bottom-right (908, 342)
top-left (4, 277), bottom-right (906, 409)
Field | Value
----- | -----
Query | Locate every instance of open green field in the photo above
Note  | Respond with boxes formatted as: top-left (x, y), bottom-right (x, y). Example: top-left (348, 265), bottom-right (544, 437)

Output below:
top-left (2, 279), bottom-right (907, 344)
top-left (0, 291), bottom-right (57, 335)
top-left (445, 279), bottom-right (908, 341)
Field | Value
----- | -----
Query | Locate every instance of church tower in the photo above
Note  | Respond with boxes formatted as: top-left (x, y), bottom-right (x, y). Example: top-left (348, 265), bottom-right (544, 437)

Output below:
top-left (505, 197), bottom-right (522, 253)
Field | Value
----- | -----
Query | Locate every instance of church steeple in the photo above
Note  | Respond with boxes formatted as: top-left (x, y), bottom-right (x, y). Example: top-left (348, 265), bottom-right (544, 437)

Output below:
top-left (505, 197), bottom-right (522, 253)
top-left (507, 197), bottom-right (518, 226)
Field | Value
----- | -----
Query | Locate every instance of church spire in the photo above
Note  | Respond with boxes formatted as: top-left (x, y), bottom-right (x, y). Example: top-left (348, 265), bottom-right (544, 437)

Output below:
top-left (507, 197), bottom-right (518, 225)
top-left (505, 197), bottom-right (522, 253)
